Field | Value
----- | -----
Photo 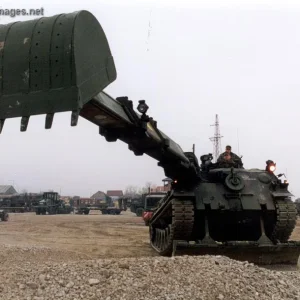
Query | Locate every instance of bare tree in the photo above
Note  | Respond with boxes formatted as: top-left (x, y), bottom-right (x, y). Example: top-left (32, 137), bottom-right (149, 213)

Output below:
top-left (139, 181), bottom-right (156, 194)
top-left (138, 187), bottom-right (148, 194)
top-left (124, 185), bottom-right (139, 197)
top-left (145, 181), bottom-right (152, 187)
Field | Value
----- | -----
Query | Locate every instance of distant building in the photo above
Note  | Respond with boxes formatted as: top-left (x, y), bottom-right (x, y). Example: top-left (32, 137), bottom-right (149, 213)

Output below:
top-left (150, 178), bottom-right (172, 193)
top-left (106, 190), bottom-right (123, 201)
top-left (90, 190), bottom-right (114, 206)
top-left (0, 185), bottom-right (18, 196)
top-left (91, 191), bottom-right (107, 201)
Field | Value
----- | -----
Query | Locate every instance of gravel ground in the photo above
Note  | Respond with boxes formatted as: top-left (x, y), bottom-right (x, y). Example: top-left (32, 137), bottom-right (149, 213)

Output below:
top-left (1, 246), bottom-right (300, 300)
top-left (0, 213), bottom-right (300, 300)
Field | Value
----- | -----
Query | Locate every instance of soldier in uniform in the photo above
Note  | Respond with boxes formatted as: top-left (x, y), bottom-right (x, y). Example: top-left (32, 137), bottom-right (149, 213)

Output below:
top-left (217, 145), bottom-right (243, 168)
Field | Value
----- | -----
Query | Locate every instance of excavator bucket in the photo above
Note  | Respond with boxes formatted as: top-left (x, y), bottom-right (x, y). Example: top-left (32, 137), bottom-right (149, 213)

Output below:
top-left (0, 11), bottom-right (194, 178)
top-left (0, 10), bottom-right (116, 131)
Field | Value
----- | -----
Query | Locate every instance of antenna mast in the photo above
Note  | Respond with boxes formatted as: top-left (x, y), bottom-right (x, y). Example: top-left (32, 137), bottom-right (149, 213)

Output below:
top-left (209, 114), bottom-right (223, 162)
top-left (237, 128), bottom-right (240, 156)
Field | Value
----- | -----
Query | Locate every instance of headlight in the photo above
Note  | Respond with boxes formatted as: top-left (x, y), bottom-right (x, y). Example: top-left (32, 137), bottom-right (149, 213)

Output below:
top-left (269, 165), bottom-right (276, 172)
top-left (266, 160), bottom-right (276, 173)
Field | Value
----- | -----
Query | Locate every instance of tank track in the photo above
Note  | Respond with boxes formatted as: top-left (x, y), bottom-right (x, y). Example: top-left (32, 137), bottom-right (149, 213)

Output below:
top-left (271, 198), bottom-right (297, 243)
top-left (150, 198), bottom-right (194, 256)
top-left (149, 197), bottom-right (300, 265)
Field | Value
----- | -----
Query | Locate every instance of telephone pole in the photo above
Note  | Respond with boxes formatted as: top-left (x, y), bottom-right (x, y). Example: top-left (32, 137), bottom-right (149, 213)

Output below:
top-left (209, 114), bottom-right (223, 162)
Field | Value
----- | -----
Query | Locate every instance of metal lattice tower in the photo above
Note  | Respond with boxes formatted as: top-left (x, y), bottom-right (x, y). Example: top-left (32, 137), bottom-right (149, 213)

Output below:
top-left (209, 114), bottom-right (223, 162)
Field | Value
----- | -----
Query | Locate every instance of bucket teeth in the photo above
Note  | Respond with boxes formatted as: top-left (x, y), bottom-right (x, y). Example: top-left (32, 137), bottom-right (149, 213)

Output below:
top-left (20, 116), bottom-right (30, 132)
top-left (0, 119), bottom-right (5, 133)
top-left (71, 110), bottom-right (79, 126)
top-left (45, 113), bottom-right (54, 129)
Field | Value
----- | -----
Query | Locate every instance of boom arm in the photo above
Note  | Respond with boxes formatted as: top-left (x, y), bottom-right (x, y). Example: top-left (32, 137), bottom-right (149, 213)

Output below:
top-left (0, 10), bottom-right (199, 181)
top-left (79, 92), bottom-right (199, 181)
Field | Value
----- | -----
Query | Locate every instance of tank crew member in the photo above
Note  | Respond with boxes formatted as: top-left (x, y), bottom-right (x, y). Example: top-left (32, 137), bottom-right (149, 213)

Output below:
top-left (217, 145), bottom-right (243, 168)
top-left (217, 152), bottom-right (235, 168)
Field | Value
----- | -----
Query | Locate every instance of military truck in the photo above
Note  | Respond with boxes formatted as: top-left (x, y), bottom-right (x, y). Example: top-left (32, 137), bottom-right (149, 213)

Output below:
top-left (74, 196), bottom-right (123, 215)
top-left (130, 192), bottom-right (167, 217)
top-left (76, 204), bottom-right (122, 215)
top-left (142, 193), bottom-right (167, 226)
top-left (0, 10), bottom-right (299, 265)
top-left (129, 195), bottom-right (143, 215)
top-left (0, 193), bottom-right (43, 213)
top-left (118, 196), bottom-right (128, 211)
top-left (35, 192), bottom-right (73, 215)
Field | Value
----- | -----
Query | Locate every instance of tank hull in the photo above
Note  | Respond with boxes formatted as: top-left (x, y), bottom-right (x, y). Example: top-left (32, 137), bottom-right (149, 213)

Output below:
top-left (149, 187), bottom-right (300, 266)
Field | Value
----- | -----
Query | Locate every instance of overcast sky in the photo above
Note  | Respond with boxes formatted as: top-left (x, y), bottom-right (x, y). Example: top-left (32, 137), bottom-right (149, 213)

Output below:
top-left (0, 0), bottom-right (299, 197)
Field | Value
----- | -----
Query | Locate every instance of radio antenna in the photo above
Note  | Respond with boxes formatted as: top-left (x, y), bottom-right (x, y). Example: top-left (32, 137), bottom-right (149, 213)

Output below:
top-left (237, 128), bottom-right (240, 156)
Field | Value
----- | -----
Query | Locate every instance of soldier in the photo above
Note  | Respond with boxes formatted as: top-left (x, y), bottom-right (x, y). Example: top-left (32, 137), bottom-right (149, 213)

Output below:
top-left (217, 145), bottom-right (243, 168)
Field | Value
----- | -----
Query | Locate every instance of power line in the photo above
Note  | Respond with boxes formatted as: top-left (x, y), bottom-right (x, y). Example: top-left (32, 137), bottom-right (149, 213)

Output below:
top-left (209, 114), bottom-right (223, 162)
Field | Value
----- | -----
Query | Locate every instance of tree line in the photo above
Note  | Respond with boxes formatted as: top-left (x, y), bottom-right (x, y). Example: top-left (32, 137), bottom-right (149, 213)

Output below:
top-left (124, 182), bottom-right (157, 197)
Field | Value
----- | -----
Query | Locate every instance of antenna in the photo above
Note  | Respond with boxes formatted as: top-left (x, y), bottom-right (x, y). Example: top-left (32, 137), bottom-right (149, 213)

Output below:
top-left (209, 114), bottom-right (223, 162)
top-left (192, 144), bottom-right (195, 153)
top-left (237, 128), bottom-right (240, 156)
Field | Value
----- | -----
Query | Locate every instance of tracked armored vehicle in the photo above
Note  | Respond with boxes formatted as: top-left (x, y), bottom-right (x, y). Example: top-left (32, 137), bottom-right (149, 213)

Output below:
top-left (0, 10), bottom-right (299, 265)
top-left (149, 155), bottom-right (298, 264)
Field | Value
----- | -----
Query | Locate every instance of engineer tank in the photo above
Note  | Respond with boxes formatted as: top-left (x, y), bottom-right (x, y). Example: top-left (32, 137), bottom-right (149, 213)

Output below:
top-left (149, 155), bottom-right (298, 264)
top-left (0, 10), bottom-right (299, 265)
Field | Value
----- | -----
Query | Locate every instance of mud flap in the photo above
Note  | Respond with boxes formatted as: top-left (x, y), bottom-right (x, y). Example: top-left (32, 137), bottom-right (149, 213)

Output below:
top-left (172, 240), bottom-right (300, 265)
top-left (0, 10), bottom-right (116, 125)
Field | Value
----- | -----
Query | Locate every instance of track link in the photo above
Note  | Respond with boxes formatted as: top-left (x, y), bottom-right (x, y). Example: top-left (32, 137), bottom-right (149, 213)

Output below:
top-left (172, 199), bottom-right (194, 239)
top-left (150, 198), bottom-right (194, 256)
top-left (271, 198), bottom-right (297, 243)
